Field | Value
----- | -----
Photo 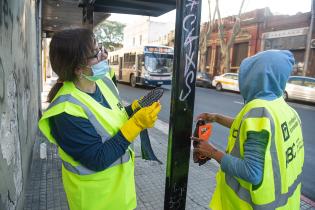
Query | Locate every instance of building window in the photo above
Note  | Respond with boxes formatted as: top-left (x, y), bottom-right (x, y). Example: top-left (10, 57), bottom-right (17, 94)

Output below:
top-left (124, 53), bottom-right (136, 68)
top-left (264, 35), bottom-right (307, 50)
top-left (232, 42), bottom-right (249, 67)
top-left (111, 55), bottom-right (119, 65)
top-left (290, 50), bottom-right (305, 75)
top-left (133, 37), bottom-right (135, 46)
top-left (139, 35), bottom-right (142, 45)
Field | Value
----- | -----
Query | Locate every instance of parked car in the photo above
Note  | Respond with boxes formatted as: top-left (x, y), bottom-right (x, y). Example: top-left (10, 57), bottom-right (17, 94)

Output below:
top-left (196, 72), bottom-right (212, 88)
top-left (284, 76), bottom-right (315, 103)
top-left (212, 73), bottom-right (239, 92)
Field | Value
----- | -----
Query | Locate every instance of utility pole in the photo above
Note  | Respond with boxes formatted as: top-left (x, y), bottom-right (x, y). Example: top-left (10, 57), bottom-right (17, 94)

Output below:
top-left (305, 0), bottom-right (315, 76)
top-left (164, 0), bottom-right (202, 209)
top-left (82, 0), bottom-right (94, 30)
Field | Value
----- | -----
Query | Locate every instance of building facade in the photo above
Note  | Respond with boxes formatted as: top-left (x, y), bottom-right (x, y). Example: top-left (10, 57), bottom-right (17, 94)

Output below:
top-left (261, 12), bottom-right (311, 76)
top-left (201, 8), bottom-right (314, 77)
top-left (123, 17), bottom-right (174, 49)
top-left (200, 8), bottom-right (268, 77)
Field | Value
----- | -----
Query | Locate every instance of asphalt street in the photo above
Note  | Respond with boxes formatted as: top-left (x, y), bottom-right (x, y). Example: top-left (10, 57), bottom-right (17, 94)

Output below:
top-left (117, 83), bottom-right (315, 201)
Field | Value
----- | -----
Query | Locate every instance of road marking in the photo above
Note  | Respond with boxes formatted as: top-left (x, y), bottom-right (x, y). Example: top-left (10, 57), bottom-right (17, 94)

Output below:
top-left (301, 195), bottom-right (315, 207)
top-left (233, 100), bottom-right (244, 105)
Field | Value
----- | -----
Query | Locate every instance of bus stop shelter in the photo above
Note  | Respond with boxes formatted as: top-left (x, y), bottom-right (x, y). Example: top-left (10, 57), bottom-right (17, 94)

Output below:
top-left (41, 0), bottom-right (202, 209)
top-left (1, 0), bottom-right (314, 209)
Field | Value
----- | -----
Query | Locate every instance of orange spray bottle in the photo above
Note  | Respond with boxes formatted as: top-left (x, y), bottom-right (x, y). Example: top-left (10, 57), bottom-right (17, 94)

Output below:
top-left (193, 119), bottom-right (213, 163)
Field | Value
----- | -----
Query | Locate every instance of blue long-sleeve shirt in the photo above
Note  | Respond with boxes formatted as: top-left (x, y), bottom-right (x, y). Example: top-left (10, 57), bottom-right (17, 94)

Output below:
top-left (221, 130), bottom-right (268, 186)
top-left (50, 85), bottom-right (134, 172)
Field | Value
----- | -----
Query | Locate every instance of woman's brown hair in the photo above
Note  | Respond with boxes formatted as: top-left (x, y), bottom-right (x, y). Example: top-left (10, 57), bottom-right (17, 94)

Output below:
top-left (47, 28), bottom-right (95, 102)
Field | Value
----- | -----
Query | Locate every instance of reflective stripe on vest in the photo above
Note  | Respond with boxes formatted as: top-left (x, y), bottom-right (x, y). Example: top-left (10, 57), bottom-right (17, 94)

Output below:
top-left (226, 107), bottom-right (301, 209)
top-left (48, 84), bottom-right (130, 175)
top-left (62, 151), bottom-right (131, 175)
top-left (48, 94), bottom-right (110, 143)
top-left (101, 77), bottom-right (120, 100)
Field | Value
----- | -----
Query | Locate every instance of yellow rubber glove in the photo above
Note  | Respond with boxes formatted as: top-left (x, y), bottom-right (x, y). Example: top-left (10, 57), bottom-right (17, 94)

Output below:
top-left (121, 102), bottom-right (161, 142)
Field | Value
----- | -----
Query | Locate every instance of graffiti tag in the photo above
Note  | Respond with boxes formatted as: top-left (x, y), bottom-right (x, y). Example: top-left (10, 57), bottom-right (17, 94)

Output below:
top-left (179, 0), bottom-right (200, 101)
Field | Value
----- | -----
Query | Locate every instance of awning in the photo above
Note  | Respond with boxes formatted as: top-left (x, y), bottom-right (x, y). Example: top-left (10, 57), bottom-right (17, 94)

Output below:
top-left (42, 0), bottom-right (176, 36)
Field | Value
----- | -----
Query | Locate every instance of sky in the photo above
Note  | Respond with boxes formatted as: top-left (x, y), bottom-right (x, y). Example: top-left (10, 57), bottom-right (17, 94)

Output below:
top-left (107, 0), bottom-right (311, 25)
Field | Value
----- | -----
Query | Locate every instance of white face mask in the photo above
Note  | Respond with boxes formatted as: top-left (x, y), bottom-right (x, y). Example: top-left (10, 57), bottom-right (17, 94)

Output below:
top-left (82, 60), bottom-right (110, 81)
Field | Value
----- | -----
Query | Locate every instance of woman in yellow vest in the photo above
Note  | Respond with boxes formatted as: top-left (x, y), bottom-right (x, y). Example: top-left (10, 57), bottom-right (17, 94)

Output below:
top-left (38, 28), bottom-right (161, 210)
top-left (193, 50), bottom-right (304, 210)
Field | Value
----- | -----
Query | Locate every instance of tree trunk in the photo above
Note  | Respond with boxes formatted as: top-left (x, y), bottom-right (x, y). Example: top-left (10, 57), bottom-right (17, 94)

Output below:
top-left (201, 51), bottom-right (207, 71)
top-left (219, 49), bottom-right (231, 74)
top-left (199, 35), bottom-right (208, 72)
top-left (225, 49), bottom-right (231, 73)
top-left (220, 53), bottom-right (225, 74)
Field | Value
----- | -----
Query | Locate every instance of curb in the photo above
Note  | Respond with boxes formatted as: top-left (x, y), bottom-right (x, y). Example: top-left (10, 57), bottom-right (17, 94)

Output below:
top-left (301, 195), bottom-right (315, 207)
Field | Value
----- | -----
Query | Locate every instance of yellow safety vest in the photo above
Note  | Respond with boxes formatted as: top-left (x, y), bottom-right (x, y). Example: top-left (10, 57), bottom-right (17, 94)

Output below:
top-left (210, 97), bottom-right (304, 210)
top-left (106, 67), bottom-right (115, 80)
top-left (38, 77), bottom-right (136, 210)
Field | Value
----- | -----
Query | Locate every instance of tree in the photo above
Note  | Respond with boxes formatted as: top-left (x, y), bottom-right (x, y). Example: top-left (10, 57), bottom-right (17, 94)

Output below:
top-left (199, 0), bottom-right (217, 73)
top-left (216, 0), bottom-right (245, 73)
top-left (199, 0), bottom-right (245, 74)
top-left (94, 21), bottom-right (125, 51)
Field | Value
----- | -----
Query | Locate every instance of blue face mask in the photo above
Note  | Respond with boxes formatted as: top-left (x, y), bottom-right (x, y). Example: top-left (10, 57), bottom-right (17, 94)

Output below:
top-left (83, 60), bottom-right (110, 81)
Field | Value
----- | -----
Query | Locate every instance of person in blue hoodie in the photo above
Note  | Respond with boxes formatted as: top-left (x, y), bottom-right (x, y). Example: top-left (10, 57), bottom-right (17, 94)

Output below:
top-left (193, 50), bottom-right (304, 210)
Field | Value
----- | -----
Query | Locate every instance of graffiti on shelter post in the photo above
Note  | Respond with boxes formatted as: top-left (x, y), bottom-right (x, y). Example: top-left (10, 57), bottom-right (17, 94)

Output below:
top-left (179, 0), bottom-right (199, 101)
top-left (169, 183), bottom-right (186, 209)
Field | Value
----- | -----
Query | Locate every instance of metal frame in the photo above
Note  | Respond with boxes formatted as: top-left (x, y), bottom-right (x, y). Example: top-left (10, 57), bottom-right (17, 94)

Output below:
top-left (164, 0), bottom-right (202, 209)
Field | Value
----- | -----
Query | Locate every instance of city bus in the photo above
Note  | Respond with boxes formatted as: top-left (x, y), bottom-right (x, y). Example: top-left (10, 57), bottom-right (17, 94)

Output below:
top-left (109, 45), bottom-right (173, 87)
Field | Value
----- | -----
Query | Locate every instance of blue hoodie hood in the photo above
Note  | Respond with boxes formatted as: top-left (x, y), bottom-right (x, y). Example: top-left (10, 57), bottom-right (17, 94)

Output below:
top-left (239, 50), bottom-right (295, 103)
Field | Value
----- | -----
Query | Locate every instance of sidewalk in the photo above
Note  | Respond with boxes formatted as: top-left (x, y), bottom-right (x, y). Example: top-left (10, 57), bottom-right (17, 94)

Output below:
top-left (24, 77), bottom-right (315, 210)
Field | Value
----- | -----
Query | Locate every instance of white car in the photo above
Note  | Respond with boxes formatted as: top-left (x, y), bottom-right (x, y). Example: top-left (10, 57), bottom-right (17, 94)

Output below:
top-left (212, 73), bottom-right (239, 92)
top-left (284, 76), bottom-right (315, 103)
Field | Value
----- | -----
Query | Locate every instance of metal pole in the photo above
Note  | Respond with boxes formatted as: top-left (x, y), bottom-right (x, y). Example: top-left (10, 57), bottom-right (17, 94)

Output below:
top-left (304, 0), bottom-right (315, 76)
top-left (164, 0), bottom-right (202, 209)
top-left (82, 3), bottom-right (94, 30)
top-left (304, 0), bottom-right (313, 76)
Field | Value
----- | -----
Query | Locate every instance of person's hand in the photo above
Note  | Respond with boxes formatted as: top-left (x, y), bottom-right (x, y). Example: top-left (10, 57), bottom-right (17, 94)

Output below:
top-left (191, 137), bottom-right (218, 159)
top-left (120, 102), bottom-right (161, 142)
top-left (100, 46), bottom-right (108, 60)
top-left (193, 153), bottom-right (210, 165)
top-left (193, 149), bottom-right (211, 166)
top-left (196, 113), bottom-right (217, 123)
top-left (132, 102), bottom-right (161, 129)
top-left (191, 136), bottom-right (211, 165)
